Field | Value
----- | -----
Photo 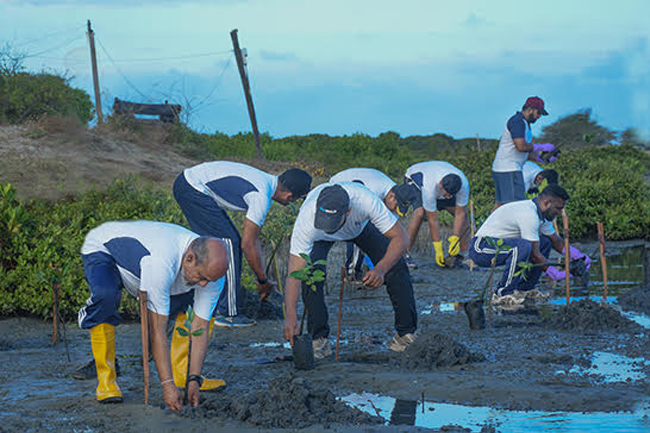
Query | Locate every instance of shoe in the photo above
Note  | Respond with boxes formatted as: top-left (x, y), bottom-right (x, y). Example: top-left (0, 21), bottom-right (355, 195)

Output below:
top-left (90, 324), bottom-right (123, 403)
top-left (491, 292), bottom-right (526, 306)
top-left (72, 358), bottom-right (121, 380)
top-left (171, 314), bottom-right (226, 391)
top-left (387, 333), bottom-right (416, 353)
top-left (213, 314), bottom-right (257, 328)
top-left (344, 270), bottom-right (365, 286)
top-left (312, 337), bottom-right (332, 360)
top-left (520, 288), bottom-right (550, 300)
top-left (405, 253), bottom-right (418, 269)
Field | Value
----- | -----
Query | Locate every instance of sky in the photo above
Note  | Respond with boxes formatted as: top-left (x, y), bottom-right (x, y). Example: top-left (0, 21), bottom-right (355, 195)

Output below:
top-left (1, 0), bottom-right (649, 140)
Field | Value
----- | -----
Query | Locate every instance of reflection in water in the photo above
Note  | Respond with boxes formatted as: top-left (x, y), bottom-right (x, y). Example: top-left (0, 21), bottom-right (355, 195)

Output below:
top-left (564, 351), bottom-right (650, 383)
top-left (342, 392), bottom-right (650, 432)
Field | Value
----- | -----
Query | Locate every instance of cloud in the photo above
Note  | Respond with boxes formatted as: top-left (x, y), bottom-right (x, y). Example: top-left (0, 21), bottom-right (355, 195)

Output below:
top-left (463, 12), bottom-right (486, 28)
top-left (259, 50), bottom-right (298, 62)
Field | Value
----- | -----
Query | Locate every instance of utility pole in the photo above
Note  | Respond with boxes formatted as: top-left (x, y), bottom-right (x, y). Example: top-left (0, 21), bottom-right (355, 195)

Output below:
top-left (87, 20), bottom-right (103, 124)
top-left (230, 29), bottom-right (263, 159)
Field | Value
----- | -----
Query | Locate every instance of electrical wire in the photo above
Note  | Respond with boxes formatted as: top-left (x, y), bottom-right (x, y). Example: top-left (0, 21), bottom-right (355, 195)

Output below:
top-left (23, 34), bottom-right (84, 59)
top-left (9, 24), bottom-right (86, 49)
top-left (107, 49), bottom-right (233, 63)
top-left (95, 36), bottom-right (152, 102)
top-left (190, 54), bottom-right (234, 113)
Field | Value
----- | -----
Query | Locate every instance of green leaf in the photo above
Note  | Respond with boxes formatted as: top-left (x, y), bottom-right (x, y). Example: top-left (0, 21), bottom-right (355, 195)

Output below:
top-left (299, 253), bottom-right (311, 263)
top-left (175, 327), bottom-right (189, 337)
top-left (313, 260), bottom-right (327, 266)
top-left (192, 328), bottom-right (205, 337)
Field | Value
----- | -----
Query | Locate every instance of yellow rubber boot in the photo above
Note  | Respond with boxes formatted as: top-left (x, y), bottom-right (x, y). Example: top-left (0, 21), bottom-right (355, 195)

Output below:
top-left (90, 324), bottom-right (123, 403)
top-left (171, 313), bottom-right (225, 391)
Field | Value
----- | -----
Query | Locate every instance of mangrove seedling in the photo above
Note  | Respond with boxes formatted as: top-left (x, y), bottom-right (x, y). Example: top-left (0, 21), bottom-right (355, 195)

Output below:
top-left (174, 305), bottom-right (205, 403)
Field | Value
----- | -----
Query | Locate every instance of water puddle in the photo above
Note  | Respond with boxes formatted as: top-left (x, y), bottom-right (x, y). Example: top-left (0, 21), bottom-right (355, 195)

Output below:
top-left (342, 392), bottom-right (650, 432)
top-left (421, 302), bottom-right (462, 315)
top-left (548, 296), bottom-right (617, 305)
top-left (248, 341), bottom-right (291, 349)
top-left (621, 311), bottom-right (650, 329)
top-left (560, 351), bottom-right (650, 383)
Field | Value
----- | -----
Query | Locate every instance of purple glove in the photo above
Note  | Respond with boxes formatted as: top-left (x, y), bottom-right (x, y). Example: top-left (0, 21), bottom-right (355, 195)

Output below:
top-left (533, 143), bottom-right (555, 153)
top-left (565, 246), bottom-right (592, 271)
top-left (545, 265), bottom-right (566, 281)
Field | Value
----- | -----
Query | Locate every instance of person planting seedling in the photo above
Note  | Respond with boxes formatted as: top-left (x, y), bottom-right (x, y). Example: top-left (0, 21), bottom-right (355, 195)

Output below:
top-left (283, 182), bottom-right (417, 357)
top-left (76, 221), bottom-right (228, 411)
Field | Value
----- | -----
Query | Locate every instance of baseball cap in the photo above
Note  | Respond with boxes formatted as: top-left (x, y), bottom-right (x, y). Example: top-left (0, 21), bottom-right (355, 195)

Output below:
top-left (314, 184), bottom-right (350, 233)
top-left (279, 168), bottom-right (312, 198)
top-left (392, 184), bottom-right (420, 217)
top-left (441, 174), bottom-right (462, 196)
top-left (524, 96), bottom-right (548, 115)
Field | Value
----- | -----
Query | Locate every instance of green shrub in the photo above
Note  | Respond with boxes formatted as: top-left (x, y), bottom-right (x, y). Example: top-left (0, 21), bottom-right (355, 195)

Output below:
top-left (0, 72), bottom-right (94, 124)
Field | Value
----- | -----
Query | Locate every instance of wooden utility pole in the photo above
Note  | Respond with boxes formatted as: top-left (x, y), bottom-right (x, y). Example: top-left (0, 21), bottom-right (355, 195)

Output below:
top-left (87, 20), bottom-right (103, 124)
top-left (230, 29), bottom-right (263, 159)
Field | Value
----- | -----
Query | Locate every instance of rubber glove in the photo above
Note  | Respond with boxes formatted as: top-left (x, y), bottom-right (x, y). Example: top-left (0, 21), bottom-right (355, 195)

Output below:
top-left (433, 241), bottom-right (445, 267)
top-left (564, 246), bottom-right (592, 271)
top-left (447, 235), bottom-right (460, 256)
top-left (545, 266), bottom-right (566, 280)
top-left (532, 143), bottom-right (555, 153)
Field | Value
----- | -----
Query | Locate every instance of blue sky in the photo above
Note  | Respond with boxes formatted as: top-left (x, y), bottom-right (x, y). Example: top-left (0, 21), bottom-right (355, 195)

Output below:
top-left (1, 0), bottom-right (649, 140)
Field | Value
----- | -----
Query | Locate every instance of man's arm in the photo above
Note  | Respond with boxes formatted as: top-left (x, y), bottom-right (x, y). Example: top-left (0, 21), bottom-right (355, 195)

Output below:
top-left (241, 218), bottom-right (276, 300)
top-left (283, 253), bottom-right (307, 345)
top-left (149, 310), bottom-right (182, 412)
top-left (513, 137), bottom-right (534, 153)
top-left (186, 314), bottom-right (210, 407)
top-left (452, 205), bottom-right (467, 238)
top-left (546, 233), bottom-right (565, 254)
top-left (363, 222), bottom-right (408, 288)
top-left (426, 210), bottom-right (441, 242)
top-left (529, 241), bottom-right (547, 266)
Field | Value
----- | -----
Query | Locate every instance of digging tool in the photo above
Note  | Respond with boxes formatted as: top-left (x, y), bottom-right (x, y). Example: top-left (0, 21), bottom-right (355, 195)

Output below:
top-left (336, 266), bottom-right (345, 362)
top-left (597, 222), bottom-right (608, 300)
top-left (139, 291), bottom-right (150, 405)
top-left (562, 210), bottom-right (570, 305)
top-left (469, 199), bottom-right (476, 272)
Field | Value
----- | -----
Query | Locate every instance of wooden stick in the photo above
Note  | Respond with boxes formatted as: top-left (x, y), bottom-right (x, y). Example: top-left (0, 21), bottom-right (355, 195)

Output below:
top-left (597, 222), bottom-right (608, 300)
top-left (336, 266), bottom-right (345, 362)
top-left (469, 200), bottom-right (476, 272)
top-left (139, 291), bottom-right (150, 405)
top-left (273, 254), bottom-right (286, 319)
top-left (562, 210), bottom-right (570, 305)
top-left (52, 282), bottom-right (59, 343)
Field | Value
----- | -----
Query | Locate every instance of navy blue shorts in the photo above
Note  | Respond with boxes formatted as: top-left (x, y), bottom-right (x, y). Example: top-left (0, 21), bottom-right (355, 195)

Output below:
top-left (492, 171), bottom-right (525, 204)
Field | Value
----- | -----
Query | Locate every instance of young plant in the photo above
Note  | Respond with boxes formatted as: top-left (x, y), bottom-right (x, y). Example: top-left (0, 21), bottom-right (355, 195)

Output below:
top-left (174, 305), bottom-right (205, 403)
top-left (289, 253), bottom-right (327, 334)
top-left (476, 237), bottom-right (511, 303)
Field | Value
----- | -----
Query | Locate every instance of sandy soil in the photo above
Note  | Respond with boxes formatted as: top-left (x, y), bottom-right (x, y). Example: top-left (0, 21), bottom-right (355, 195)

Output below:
top-left (2, 245), bottom-right (649, 432)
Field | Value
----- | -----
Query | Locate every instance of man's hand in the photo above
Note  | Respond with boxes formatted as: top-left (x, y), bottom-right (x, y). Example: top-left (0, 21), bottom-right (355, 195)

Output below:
top-left (532, 143), bottom-right (555, 153)
top-left (447, 235), bottom-right (460, 257)
top-left (187, 380), bottom-right (200, 407)
top-left (362, 268), bottom-right (385, 289)
top-left (433, 241), bottom-right (445, 267)
top-left (162, 381), bottom-right (182, 412)
top-left (545, 266), bottom-right (566, 281)
top-left (256, 279), bottom-right (276, 302)
top-left (283, 314), bottom-right (298, 347)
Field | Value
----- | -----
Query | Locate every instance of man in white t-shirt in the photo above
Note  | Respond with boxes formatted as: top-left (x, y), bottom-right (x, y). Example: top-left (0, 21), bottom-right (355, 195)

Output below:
top-left (77, 221), bottom-right (228, 411)
top-left (403, 161), bottom-right (471, 268)
top-left (522, 161), bottom-right (559, 196)
top-left (469, 185), bottom-right (589, 304)
top-left (492, 96), bottom-right (556, 209)
top-left (174, 161), bottom-right (311, 327)
top-left (330, 168), bottom-right (419, 280)
top-left (283, 182), bottom-right (418, 357)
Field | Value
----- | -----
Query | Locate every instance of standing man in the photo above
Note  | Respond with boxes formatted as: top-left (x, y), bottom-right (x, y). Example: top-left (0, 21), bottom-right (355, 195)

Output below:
top-left (492, 96), bottom-right (555, 209)
top-left (173, 161), bottom-right (312, 327)
top-left (403, 161), bottom-right (471, 268)
top-left (330, 168), bottom-right (419, 280)
top-left (77, 221), bottom-right (228, 411)
top-left (469, 185), bottom-right (589, 304)
top-left (283, 182), bottom-right (418, 357)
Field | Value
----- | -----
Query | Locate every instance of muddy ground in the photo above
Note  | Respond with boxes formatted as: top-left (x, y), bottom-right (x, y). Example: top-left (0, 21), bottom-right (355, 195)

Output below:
top-left (2, 243), bottom-right (650, 432)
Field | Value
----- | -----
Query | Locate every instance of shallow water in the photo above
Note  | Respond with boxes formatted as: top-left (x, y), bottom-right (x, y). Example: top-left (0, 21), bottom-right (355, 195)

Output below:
top-left (562, 351), bottom-right (650, 383)
top-left (343, 392), bottom-right (650, 432)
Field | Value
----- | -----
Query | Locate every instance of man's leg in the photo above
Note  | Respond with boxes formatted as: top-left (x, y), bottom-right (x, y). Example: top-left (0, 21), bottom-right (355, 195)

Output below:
top-left (78, 252), bottom-right (123, 403)
top-left (495, 238), bottom-right (533, 295)
top-left (353, 224), bottom-right (417, 340)
top-left (492, 171), bottom-right (526, 210)
top-left (302, 241), bottom-right (334, 340)
top-left (173, 173), bottom-right (249, 325)
top-left (517, 235), bottom-right (552, 292)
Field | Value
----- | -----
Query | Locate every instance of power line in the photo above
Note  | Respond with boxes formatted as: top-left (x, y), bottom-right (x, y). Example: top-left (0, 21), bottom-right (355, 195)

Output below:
top-left (190, 55), bottom-right (234, 113)
top-left (106, 50), bottom-right (233, 63)
top-left (24, 34), bottom-right (84, 59)
top-left (95, 36), bottom-right (152, 102)
top-left (8, 24), bottom-right (85, 49)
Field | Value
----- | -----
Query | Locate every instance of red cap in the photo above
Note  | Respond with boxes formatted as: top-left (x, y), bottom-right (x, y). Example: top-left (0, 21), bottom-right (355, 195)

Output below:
top-left (524, 96), bottom-right (548, 115)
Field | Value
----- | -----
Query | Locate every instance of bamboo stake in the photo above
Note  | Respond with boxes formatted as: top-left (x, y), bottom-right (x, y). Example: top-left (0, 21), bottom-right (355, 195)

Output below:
top-left (336, 266), bottom-right (345, 362)
top-left (562, 210), bottom-right (570, 305)
top-left (597, 222), bottom-right (608, 300)
top-left (139, 291), bottom-right (150, 405)
top-left (273, 253), bottom-right (286, 319)
top-left (52, 282), bottom-right (59, 343)
top-left (469, 199), bottom-right (476, 272)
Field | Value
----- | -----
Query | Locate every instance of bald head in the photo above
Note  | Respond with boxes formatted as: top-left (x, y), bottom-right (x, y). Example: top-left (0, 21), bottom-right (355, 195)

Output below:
top-left (182, 237), bottom-right (229, 287)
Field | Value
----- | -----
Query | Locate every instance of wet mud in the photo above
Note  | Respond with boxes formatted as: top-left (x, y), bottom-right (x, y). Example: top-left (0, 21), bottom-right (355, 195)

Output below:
top-left (618, 284), bottom-right (650, 315)
top-left (546, 298), bottom-right (642, 332)
top-left (2, 242), bottom-right (650, 431)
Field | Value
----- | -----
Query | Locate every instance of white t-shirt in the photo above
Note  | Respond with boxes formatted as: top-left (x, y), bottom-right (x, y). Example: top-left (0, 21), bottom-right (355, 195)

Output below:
top-left (330, 168), bottom-right (396, 200)
top-left (492, 112), bottom-right (533, 172)
top-left (404, 161), bottom-right (470, 212)
top-left (183, 161), bottom-right (278, 226)
top-left (289, 182), bottom-right (398, 256)
top-left (475, 200), bottom-right (555, 242)
top-left (522, 161), bottom-right (543, 192)
top-left (81, 221), bottom-right (224, 320)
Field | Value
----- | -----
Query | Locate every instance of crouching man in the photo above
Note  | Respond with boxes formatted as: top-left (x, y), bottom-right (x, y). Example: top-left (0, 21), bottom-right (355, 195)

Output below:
top-left (283, 182), bottom-right (418, 357)
top-left (77, 221), bottom-right (228, 411)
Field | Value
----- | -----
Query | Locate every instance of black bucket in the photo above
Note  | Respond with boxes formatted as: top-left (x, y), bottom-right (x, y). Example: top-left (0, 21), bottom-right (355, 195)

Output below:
top-left (463, 300), bottom-right (486, 330)
top-left (292, 334), bottom-right (315, 370)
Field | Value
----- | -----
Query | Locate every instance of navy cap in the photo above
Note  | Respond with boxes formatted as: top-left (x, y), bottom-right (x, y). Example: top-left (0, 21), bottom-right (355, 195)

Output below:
top-left (393, 183), bottom-right (420, 217)
top-left (279, 168), bottom-right (312, 198)
top-left (441, 174), bottom-right (461, 196)
top-left (314, 184), bottom-right (350, 233)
